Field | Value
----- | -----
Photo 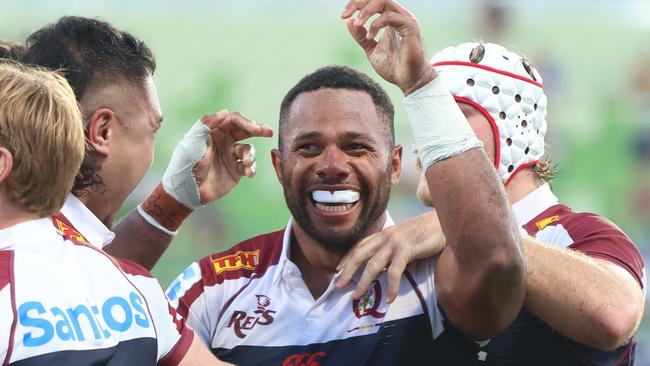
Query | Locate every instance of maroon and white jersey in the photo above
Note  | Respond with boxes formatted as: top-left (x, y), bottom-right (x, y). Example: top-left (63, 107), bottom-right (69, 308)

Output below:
top-left (478, 183), bottom-right (646, 365)
top-left (58, 193), bottom-right (115, 248)
top-left (0, 216), bottom-right (193, 366)
top-left (514, 184), bottom-right (645, 289)
top-left (166, 215), bottom-right (460, 365)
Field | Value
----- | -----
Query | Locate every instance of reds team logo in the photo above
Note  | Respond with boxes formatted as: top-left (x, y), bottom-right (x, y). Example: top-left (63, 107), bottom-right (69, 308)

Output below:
top-left (227, 294), bottom-right (276, 338)
top-left (353, 280), bottom-right (385, 319)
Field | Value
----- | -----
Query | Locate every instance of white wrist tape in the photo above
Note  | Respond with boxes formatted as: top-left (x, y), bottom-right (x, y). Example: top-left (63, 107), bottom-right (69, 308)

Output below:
top-left (162, 119), bottom-right (209, 209)
top-left (404, 77), bottom-right (483, 171)
top-left (136, 205), bottom-right (178, 236)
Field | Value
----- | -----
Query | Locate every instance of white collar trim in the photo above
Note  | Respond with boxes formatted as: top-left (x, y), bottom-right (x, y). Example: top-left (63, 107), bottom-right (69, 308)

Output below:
top-left (59, 193), bottom-right (115, 248)
top-left (511, 183), bottom-right (559, 226)
top-left (273, 212), bottom-right (394, 284)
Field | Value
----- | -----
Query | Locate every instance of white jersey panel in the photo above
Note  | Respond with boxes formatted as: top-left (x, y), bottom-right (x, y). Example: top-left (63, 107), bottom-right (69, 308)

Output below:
top-left (0, 217), bottom-right (192, 365)
top-left (9, 241), bottom-right (157, 362)
top-left (125, 272), bottom-right (182, 360)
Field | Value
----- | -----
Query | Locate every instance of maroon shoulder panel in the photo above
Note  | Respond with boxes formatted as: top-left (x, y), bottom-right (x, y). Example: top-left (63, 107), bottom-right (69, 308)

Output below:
top-left (524, 204), bottom-right (645, 288)
top-left (563, 212), bottom-right (644, 288)
top-left (0, 251), bottom-right (12, 292)
top-left (201, 229), bottom-right (285, 286)
top-left (176, 229), bottom-right (285, 318)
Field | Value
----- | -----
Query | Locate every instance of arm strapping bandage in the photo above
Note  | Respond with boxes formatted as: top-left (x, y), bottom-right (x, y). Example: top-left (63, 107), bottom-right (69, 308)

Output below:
top-left (404, 77), bottom-right (482, 171)
top-left (162, 119), bottom-right (210, 210)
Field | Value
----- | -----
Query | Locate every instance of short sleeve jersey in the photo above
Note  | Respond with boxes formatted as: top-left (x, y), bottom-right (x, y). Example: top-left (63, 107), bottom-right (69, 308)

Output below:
top-left (477, 184), bottom-right (645, 365)
top-left (166, 215), bottom-right (467, 366)
top-left (0, 214), bottom-right (193, 365)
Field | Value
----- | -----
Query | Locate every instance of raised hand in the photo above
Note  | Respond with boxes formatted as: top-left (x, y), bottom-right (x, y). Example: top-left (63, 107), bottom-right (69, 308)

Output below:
top-left (341, 0), bottom-right (436, 94)
top-left (163, 110), bottom-right (273, 209)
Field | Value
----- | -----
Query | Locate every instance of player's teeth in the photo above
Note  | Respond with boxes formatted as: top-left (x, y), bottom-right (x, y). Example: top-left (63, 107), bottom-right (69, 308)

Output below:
top-left (312, 190), bottom-right (360, 204)
top-left (314, 203), bottom-right (353, 212)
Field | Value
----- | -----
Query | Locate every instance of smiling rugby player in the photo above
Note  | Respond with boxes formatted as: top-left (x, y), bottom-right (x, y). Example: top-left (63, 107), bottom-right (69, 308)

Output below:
top-left (165, 1), bottom-right (527, 364)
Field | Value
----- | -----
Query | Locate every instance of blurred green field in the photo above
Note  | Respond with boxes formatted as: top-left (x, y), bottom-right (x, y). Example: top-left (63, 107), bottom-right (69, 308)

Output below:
top-left (2, 0), bottom-right (650, 356)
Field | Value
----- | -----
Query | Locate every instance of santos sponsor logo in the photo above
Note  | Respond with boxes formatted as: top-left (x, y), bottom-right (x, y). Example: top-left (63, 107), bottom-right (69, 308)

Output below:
top-left (18, 291), bottom-right (150, 347)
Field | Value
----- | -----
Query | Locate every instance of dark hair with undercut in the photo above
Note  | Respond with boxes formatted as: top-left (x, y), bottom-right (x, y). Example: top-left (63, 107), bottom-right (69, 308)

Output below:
top-left (23, 16), bottom-right (155, 99)
top-left (21, 16), bottom-right (156, 194)
top-left (278, 65), bottom-right (395, 152)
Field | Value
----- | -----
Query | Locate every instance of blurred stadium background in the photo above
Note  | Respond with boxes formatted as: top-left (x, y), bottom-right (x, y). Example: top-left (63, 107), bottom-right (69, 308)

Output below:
top-left (3, 0), bottom-right (649, 360)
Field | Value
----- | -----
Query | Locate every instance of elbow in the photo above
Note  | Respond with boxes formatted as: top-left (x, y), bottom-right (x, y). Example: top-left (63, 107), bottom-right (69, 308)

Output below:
top-left (487, 249), bottom-right (526, 281)
top-left (440, 232), bottom-right (527, 341)
top-left (590, 321), bottom-right (633, 351)
top-left (470, 228), bottom-right (526, 289)
top-left (490, 232), bottom-right (527, 302)
top-left (589, 303), bottom-right (642, 351)
top-left (458, 255), bottom-right (527, 341)
top-left (481, 252), bottom-right (527, 336)
top-left (485, 246), bottom-right (527, 305)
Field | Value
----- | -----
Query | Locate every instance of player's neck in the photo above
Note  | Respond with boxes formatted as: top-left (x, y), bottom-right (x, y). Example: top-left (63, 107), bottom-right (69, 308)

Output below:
top-left (505, 169), bottom-right (544, 205)
top-left (0, 192), bottom-right (40, 229)
top-left (290, 223), bottom-right (345, 300)
top-left (75, 192), bottom-right (117, 229)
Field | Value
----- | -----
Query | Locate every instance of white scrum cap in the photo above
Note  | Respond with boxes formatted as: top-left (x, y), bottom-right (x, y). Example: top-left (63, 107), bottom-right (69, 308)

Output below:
top-left (431, 42), bottom-right (548, 184)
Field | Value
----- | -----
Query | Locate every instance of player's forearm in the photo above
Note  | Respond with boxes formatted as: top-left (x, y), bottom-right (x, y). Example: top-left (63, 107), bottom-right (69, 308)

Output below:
top-left (523, 237), bottom-right (644, 350)
top-left (104, 209), bottom-right (173, 270)
top-left (428, 149), bottom-right (525, 340)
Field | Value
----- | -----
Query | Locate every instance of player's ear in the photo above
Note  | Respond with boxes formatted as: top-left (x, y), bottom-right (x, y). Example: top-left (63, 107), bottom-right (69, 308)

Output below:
top-left (390, 144), bottom-right (402, 185)
top-left (271, 148), bottom-right (283, 183)
top-left (0, 147), bottom-right (13, 186)
top-left (86, 107), bottom-right (116, 158)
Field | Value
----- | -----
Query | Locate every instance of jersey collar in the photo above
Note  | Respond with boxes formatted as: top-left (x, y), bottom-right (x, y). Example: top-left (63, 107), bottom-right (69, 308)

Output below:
top-left (59, 193), bottom-right (116, 249)
top-left (273, 212), bottom-right (395, 285)
top-left (0, 217), bottom-right (64, 251)
top-left (511, 183), bottom-right (559, 227)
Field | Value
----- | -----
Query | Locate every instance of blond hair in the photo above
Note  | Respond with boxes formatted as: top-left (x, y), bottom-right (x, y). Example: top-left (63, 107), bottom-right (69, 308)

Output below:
top-left (0, 40), bottom-right (26, 62)
top-left (0, 63), bottom-right (85, 216)
top-left (532, 160), bottom-right (557, 185)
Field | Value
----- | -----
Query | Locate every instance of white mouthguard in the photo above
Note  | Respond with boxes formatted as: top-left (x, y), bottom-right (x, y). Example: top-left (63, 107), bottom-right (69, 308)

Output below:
top-left (312, 190), bottom-right (360, 204)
